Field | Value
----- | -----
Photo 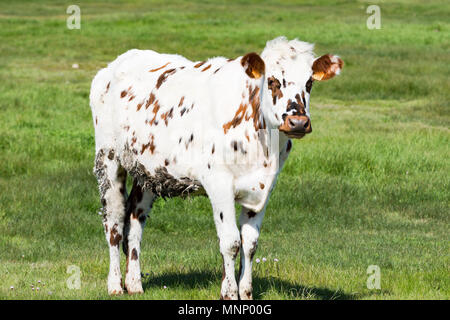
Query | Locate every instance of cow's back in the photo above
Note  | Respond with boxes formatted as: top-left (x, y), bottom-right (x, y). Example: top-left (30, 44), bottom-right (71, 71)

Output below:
top-left (90, 49), bottom-right (192, 151)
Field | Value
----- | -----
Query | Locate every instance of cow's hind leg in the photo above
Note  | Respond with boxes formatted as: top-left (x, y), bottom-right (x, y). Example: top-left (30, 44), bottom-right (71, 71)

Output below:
top-left (94, 148), bottom-right (127, 295)
top-left (123, 180), bottom-right (155, 294)
top-left (238, 207), bottom-right (265, 300)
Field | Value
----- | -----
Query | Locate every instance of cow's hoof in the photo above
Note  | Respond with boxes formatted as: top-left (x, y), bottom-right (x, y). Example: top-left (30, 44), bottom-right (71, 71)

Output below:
top-left (220, 292), bottom-right (239, 300)
top-left (239, 290), bottom-right (253, 300)
top-left (108, 279), bottom-right (124, 295)
top-left (125, 279), bottom-right (144, 294)
top-left (108, 288), bottom-right (124, 295)
top-left (127, 287), bottom-right (144, 295)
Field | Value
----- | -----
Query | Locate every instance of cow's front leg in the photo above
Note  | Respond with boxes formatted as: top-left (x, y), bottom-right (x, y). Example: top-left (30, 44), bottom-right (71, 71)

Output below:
top-left (123, 180), bottom-right (155, 294)
top-left (94, 149), bottom-right (127, 295)
top-left (238, 207), bottom-right (265, 300)
top-left (204, 174), bottom-right (241, 300)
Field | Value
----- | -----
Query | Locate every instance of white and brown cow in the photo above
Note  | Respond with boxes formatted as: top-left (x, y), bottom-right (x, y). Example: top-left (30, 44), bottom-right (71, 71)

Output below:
top-left (90, 36), bottom-right (343, 299)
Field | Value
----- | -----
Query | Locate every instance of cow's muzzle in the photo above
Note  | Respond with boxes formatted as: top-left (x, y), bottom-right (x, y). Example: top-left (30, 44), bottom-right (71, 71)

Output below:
top-left (279, 115), bottom-right (312, 138)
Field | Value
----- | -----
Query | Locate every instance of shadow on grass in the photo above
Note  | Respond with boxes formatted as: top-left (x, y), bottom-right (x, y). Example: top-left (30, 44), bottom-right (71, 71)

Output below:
top-left (143, 271), bottom-right (359, 300)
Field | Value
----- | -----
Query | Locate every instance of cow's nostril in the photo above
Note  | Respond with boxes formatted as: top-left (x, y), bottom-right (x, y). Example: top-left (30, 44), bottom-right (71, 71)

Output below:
top-left (303, 119), bottom-right (309, 129)
top-left (288, 118), bottom-right (296, 128)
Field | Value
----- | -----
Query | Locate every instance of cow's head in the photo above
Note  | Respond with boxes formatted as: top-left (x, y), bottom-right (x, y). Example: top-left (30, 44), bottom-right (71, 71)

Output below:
top-left (259, 37), bottom-right (343, 139)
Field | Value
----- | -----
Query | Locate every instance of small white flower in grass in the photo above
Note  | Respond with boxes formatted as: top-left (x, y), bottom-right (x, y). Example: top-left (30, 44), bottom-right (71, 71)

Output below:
top-left (21, 255), bottom-right (25, 258)
top-left (38, 280), bottom-right (41, 284)
top-left (163, 286), bottom-right (167, 289)
top-left (274, 258), bottom-right (279, 262)
top-left (37, 287), bottom-right (40, 291)
top-left (255, 258), bottom-right (260, 263)
top-left (10, 286), bottom-right (14, 290)
top-left (72, 63), bottom-right (79, 69)
top-left (262, 257), bottom-right (267, 262)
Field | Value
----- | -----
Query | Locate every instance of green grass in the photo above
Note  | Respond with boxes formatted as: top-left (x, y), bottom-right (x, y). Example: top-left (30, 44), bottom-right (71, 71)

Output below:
top-left (0, 0), bottom-right (449, 300)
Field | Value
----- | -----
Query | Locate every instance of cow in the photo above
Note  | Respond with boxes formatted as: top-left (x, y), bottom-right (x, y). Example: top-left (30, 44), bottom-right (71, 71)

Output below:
top-left (89, 36), bottom-right (343, 299)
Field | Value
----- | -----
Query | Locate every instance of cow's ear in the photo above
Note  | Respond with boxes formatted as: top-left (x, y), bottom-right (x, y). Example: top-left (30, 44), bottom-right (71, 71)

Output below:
top-left (312, 54), bottom-right (343, 81)
top-left (241, 52), bottom-right (265, 79)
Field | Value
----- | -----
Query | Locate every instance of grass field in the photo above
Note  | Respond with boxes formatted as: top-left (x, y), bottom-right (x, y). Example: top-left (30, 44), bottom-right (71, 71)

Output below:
top-left (0, 0), bottom-right (449, 300)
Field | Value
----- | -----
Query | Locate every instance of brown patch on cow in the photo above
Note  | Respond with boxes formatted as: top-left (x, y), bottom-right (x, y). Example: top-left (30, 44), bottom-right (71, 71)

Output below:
top-left (131, 248), bottom-right (138, 261)
top-left (245, 131), bottom-right (250, 142)
top-left (108, 150), bottom-right (115, 160)
top-left (194, 61), bottom-right (205, 68)
top-left (232, 141), bottom-right (238, 151)
top-left (109, 224), bottom-right (122, 247)
top-left (305, 77), bottom-right (313, 93)
top-left (120, 90), bottom-right (127, 98)
top-left (136, 101), bottom-right (144, 111)
top-left (149, 101), bottom-right (160, 125)
top-left (222, 85), bottom-right (262, 134)
top-left (149, 62), bottom-right (171, 72)
top-left (141, 135), bottom-right (156, 155)
top-left (214, 68), bottom-right (220, 74)
top-left (140, 142), bottom-right (150, 155)
top-left (212, 144), bottom-right (215, 154)
top-left (149, 135), bottom-right (156, 154)
top-left (312, 54), bottom-right (344, 81)
top-left (248, 85), bottom-right (262, 131)
top-left (263, 161), bottom-right (268, 167)
top-left (180, 108), bottom-right (186, 116)
top-left (156, 68), bottom-right (176, 89)
top-left (241, 52), bottom-right (265, 79)
top-left (178, 96), bottom-right (184, 107)
top-left (201, 64), bottom-right (211, 72)
top-left (268, 76), bottom-right (283, 104)
top-left (223, 102), bottom-right (248, 134)
top-left (164, 159), bottom-right (169, 166)
top-left (145, 93), bottom-right (156, 109)
top-left (282, 78), bottom-right (286, 88)
top-left (247, 210), bottom-right (257, 218)
top-left (286, 139), bottom-right (292, 152)
top-left (95, 117), bottom-right (98, 125)
top-left (295, 94), bottom-right (303, 106)
top-left (160, 107), bottom-right (174, 126)
top-left (128, 95), bottom-right (135, 101)
top-left (208, 163), bottom-right (211, 169)
top-left (259, 183), bottom-right (265, 190)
